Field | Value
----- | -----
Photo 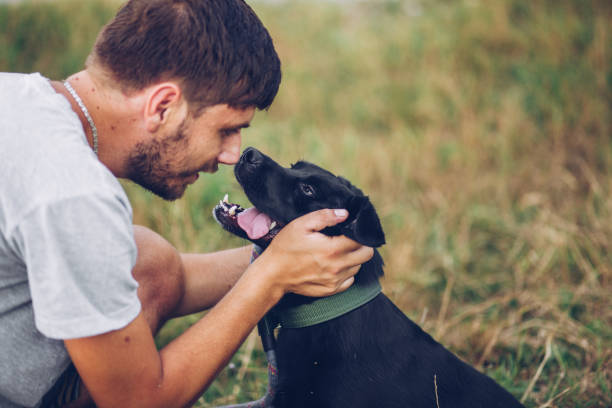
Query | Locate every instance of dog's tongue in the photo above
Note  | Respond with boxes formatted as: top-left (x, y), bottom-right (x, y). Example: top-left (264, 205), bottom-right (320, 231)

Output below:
top-left (237, 207), bottom-right (273, 240)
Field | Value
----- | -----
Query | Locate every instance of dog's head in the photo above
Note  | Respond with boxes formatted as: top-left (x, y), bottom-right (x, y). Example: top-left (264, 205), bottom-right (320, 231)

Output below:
top-left (213, 147), bottom-right (385, 249)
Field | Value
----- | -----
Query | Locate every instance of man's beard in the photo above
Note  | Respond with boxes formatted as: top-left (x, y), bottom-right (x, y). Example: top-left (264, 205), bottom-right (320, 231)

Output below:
top-left (125, 120), bottom-right (193, 201)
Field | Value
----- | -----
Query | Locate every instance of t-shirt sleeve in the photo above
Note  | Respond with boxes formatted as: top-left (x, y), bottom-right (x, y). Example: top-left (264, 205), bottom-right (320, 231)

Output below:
top-left (13, 192), bottom-right (141, 340)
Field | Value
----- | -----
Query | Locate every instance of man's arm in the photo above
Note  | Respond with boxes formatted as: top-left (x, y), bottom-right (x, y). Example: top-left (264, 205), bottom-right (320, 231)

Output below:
top-left (174, 245), bottom-right (252, 316)
top-left (65, 209), bottom-right (373, 408)
top-left (65, 257), bottom-right (282, 408)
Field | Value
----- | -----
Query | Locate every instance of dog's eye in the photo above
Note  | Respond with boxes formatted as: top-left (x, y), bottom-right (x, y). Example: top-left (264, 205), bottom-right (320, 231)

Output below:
top-left (299, 182), bottom-right (315, 197)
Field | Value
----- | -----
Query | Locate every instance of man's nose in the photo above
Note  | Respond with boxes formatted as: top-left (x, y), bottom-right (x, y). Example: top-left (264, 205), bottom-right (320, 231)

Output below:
top-left (217, 133), bottom-right (242, 165)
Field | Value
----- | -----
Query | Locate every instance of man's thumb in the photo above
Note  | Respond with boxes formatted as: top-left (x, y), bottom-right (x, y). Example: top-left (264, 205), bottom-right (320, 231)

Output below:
top-left (303, 209), bottom-right (349, 232)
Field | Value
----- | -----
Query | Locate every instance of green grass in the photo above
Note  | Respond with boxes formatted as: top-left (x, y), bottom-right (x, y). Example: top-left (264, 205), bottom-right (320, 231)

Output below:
top-left (2, 0), bottom-right (611, 406)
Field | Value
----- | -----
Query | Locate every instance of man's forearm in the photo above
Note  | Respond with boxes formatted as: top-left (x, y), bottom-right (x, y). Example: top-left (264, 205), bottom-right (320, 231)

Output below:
top-left (173, 245), bottom-right (251, 317)
top-left (157, 261), bottom-right (284, 407)
top-left (66, 258), bottom-right (284, 408)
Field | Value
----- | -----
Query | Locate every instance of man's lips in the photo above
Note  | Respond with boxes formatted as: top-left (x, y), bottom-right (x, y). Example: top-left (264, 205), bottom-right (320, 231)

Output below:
top-left (180, 162), bottom-right (218, 180)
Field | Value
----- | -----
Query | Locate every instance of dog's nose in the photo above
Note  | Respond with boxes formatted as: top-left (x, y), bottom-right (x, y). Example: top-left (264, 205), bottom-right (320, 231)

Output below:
top-left (241, 147), bottom-right (263, 166)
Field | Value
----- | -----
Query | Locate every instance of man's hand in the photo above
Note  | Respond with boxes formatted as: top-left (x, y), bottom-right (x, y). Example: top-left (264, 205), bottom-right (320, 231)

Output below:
top-left (255, 208), bottom-right (375, 298)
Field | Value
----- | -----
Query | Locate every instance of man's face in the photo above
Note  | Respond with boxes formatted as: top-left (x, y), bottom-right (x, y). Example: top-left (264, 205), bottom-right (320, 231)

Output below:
top-left (125, 104), bottom-right (255, 200)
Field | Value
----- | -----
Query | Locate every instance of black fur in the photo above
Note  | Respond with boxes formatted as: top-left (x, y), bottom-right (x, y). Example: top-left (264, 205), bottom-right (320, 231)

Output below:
top-left (218, 147), bottom-right (524, 408)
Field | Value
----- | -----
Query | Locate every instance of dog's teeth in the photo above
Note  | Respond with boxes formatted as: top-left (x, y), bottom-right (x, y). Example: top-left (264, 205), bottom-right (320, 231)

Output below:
top-left (228, 205), bottom-right (237, 216)
top-left (223, 194), bottom-right (229, 203)
top-left (269, 221), bottom-right (277, 230)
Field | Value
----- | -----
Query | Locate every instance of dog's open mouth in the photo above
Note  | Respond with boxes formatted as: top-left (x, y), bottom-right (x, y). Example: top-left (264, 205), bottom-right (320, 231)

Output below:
top-left (213, 194), bottom-right (283, 246)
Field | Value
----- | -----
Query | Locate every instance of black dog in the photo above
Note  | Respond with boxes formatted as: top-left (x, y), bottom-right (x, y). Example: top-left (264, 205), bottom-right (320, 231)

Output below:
top-left (214, 147), bottom-right (523, 408)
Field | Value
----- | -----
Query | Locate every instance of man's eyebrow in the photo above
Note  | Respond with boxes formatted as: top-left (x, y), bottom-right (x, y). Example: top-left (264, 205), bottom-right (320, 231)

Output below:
top-left (222, 123), bottom-right (251, 131)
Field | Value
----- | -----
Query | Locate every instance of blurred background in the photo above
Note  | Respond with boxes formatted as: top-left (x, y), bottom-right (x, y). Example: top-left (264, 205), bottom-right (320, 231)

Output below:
top-left (1, 0), bottom-right (611, 406)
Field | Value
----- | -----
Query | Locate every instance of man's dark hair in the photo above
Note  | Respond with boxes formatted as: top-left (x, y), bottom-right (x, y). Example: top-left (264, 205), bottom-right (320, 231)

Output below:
top-left (92, 0), bottom-right (281, 112)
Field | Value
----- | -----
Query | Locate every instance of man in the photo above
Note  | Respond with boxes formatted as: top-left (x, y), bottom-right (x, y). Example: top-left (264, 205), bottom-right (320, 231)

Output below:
top-left (0, 0), bottom-right (373, 407)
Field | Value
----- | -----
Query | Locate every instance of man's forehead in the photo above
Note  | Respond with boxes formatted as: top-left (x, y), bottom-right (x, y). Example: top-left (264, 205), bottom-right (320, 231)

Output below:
top-left (220, 105), bottom-right (255, 128)
top-left (204, 104), bottom-right (255, 126)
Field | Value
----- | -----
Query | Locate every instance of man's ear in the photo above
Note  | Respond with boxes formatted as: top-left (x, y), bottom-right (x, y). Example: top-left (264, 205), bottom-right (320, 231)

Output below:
top-left (144, 82), bottom-right (183, 133)
top-left (343, 196), bottom-right (386, 247)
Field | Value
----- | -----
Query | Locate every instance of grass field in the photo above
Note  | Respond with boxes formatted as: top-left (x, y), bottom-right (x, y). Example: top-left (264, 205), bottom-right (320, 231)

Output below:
top-left (1, 0), bottom-right (611, 406)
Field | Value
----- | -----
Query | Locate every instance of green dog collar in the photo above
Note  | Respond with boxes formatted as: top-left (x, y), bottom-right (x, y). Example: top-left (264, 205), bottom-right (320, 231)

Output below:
top-left (252, 245), bottom-right (382, 329)
top-left (271, 277), bottom-right (381, 329)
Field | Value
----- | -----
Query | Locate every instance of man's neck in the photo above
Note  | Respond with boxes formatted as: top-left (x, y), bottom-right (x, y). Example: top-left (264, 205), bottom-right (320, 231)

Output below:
top-left (51, 70), bottom-right (142, 177)
top-left (51, 73), bottom-right (99, 156)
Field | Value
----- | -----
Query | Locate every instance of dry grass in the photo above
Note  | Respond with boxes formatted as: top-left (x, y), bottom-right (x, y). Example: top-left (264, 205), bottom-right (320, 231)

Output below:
top-left (2, 0), bottom-right (610, 406)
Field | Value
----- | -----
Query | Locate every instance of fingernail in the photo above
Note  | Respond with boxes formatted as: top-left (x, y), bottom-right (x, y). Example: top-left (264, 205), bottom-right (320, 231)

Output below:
top-left (334, 209), bottom-right (348, 218)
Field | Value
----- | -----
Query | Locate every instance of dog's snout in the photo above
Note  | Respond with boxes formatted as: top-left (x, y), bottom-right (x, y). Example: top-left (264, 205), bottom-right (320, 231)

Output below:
top-left (235, 147), bottom-right (266, 184)
top-left (242, 147), bottom-right (263, 166)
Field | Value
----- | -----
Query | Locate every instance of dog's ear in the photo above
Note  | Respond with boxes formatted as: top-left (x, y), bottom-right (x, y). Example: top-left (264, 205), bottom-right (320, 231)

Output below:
top-left (343, 196), bottom-right (386, 247)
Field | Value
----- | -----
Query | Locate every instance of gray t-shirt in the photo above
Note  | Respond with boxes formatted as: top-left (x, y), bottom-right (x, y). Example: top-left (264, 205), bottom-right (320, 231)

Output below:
top-left (0, 73), bottom-right (141, 407)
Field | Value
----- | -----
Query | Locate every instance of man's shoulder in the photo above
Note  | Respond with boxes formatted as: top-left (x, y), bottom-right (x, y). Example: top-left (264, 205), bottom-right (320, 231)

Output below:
top-left (0, 72), bottom-right (129, 227)
top-left (0, 72), bottom-right (75, 130)
top-left (0, 72), bottom-right (49, 102)
top-left (2, 155), bottom-right (131, 235)
top-left (0, 71), bottom-right (44, 83)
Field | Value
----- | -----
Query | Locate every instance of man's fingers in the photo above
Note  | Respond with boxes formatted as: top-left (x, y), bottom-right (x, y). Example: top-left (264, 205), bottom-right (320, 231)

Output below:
top-left (299, 208), bottom-right (349, 232)
top-left (270, 209), bottom-right (375, 298)
top-left (345, 244), bottom-right (375, 267)
top-left (326, 233), bottom-right (367, 254)
top-left (335, 276), bottom-right (355, 294)
top-left (302, 275), bottom-right (356, 298)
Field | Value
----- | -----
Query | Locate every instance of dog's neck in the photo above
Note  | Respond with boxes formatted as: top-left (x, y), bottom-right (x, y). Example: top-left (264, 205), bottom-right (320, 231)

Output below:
top-left (252, 245), bottom-right (383, 329)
